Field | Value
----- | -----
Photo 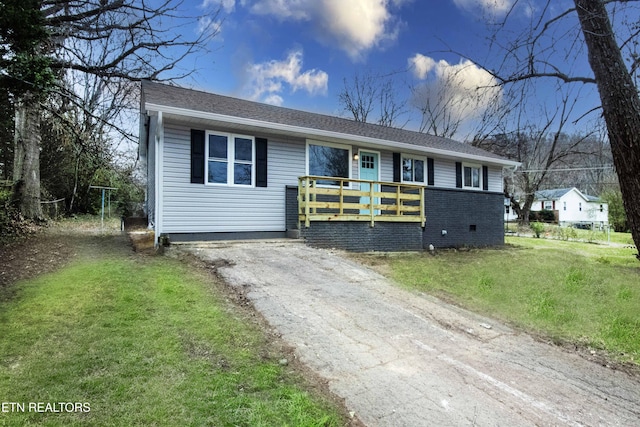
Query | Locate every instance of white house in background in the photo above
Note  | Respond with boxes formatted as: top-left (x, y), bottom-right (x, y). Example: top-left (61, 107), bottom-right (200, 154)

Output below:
top-left (532, 187), bottom-right (608, 228)
top-left (504, 197), bottom-right (518, 223)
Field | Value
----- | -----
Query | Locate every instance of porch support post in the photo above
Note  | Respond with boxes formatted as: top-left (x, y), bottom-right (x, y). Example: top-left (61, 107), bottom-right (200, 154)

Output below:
top-left (311, 179), bottom-right (316, 216)
top-left (339, 180), bottom-right (344, 215)
top-left (304, 177), bottom-right (311, 228)
top-left (370, 181), bottom-right (375, 227)
top-left (420, 186), bottom-right (426, 227)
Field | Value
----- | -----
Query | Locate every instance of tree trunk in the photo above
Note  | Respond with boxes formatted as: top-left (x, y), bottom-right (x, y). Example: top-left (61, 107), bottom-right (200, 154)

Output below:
top-left (519, 193), bottom-right (535, 226)
top-left (13, 94), bottom-right (43, 220)
top-left (574, 0), bottom-right (640, 258)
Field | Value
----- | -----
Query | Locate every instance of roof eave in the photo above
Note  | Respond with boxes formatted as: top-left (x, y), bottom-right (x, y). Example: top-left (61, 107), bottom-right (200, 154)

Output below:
top-left (145, 102), bottom-right (521, 168)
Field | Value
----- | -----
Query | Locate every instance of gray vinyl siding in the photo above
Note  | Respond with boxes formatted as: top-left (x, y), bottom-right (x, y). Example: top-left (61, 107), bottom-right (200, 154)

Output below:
top-left (160, 124), bottom-right (304, 233)
top-left (435, 158), bottom-right (457, 188)
top-left (380, 151), bottom-right (394, 182)
top-left (487, 167), bottom-right (502, 192)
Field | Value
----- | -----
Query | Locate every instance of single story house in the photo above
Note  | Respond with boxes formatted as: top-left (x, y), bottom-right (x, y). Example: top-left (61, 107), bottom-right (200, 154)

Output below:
top-left (532, 187), bottom-right (608, 228)
top-left (139, 81), bottom-right (519, 251)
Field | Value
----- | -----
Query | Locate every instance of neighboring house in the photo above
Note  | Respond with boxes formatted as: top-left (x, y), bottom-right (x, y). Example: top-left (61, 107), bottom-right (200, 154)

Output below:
top-left (139, 81), bottom-right (519, 251)
top-left (532, 188), bottom-right (608, 228)
top-left (504, 197), bottom-right (519, 224)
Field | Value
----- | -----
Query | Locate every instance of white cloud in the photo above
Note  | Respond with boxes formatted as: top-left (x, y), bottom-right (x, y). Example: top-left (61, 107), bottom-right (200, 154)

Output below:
top-left (263, 94), bottom-right (285, 106)
top-left (245, 0), bottom-right (410, 60)
top-left (197, 16), bottom-right (223, 38)
top-left (408, 53), bottom-right (437, 79)
top-left (452, 0), bottom-right (513, 16)
top-left (246, 0), bottom-right (310, 19)
top-left (201, 0), bottom-right (236, 13)
top-left (409, 54), bottom-right (502, 136)
top-left (244, 49), bottom-right (329, 104)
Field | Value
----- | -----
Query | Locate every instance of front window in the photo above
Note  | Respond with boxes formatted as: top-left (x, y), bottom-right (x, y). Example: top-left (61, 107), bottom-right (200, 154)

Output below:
top-left (307, 142), bottom-right (350, 186)
top-left (544, 201), bottom-right (553, 210)
top-left (463, 164), bottom-right (481, 189)
top-left (208, 134), bottom-right (228, 184)
top-left (233, 137), bottom-right (253, 185)
top-left (207, 132), bottom-right (254, 186)
top-left (402, 156), bottom-right (424, 183)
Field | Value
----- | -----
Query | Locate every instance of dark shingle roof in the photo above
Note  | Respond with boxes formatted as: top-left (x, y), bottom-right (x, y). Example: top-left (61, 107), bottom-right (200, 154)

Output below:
top-left (535, 188), bottom-right (602, 202)
top-left (535, 188), bottom-right (573, 200)
top-left (142, 80), bottom-right (512, 163)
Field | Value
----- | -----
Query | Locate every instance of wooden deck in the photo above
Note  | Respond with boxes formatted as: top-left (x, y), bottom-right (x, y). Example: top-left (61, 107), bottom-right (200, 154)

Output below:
top-left (298, 176), bottom-right (425, 228)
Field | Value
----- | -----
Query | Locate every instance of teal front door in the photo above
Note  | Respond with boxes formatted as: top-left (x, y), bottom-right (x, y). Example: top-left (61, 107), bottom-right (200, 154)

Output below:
top-left (359, 151), bottom-right (379, 215)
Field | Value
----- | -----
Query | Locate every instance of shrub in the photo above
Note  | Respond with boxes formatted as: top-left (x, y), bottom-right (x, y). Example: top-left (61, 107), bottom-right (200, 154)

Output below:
top-left (601, 189), bottom-right (628, 232)
top-left (0, 188), bottom-right (20, 242)
top-left (0, 188), bottom-right (11, 228)
top-left (554, 226), bottom-right (578, 241)
top-left (531, 221), bottom-right (545, 238)
top-left (529, 209), bottom-right (556, 223)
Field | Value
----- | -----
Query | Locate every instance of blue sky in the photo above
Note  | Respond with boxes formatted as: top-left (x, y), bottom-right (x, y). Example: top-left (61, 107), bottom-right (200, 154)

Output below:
top-left (170, 0), bottom-right (617, 139)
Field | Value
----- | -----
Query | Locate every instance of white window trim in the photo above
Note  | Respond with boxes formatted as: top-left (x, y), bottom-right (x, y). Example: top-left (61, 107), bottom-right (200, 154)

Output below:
top-left (305, 139), bottom-right (352, 187)
top-left (206, 131), bottom-right (256, 187)
top-left (401, 154), bottom-right (426, 184)
top-left (462, 163), bottom-right (482, 190)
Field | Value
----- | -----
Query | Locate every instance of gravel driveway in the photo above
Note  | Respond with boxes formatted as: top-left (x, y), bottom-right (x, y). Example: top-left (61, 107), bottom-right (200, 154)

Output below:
top-left (177, 240), bottom-right (640, 427)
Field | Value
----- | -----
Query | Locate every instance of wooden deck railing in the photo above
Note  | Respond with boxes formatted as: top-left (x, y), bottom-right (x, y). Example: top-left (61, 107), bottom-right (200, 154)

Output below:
top-left (298, 176), bottom-right (425, 228)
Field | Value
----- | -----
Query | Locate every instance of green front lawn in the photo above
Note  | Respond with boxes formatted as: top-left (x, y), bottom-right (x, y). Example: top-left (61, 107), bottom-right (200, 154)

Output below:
top-left (359, 236), bottom-right (640, 365)
top-left (0, 236), bottom-right (343, 426)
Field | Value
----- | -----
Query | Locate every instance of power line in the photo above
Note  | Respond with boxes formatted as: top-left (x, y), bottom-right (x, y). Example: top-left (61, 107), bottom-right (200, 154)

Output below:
top-left (516, 166), bottom-right (615, 173)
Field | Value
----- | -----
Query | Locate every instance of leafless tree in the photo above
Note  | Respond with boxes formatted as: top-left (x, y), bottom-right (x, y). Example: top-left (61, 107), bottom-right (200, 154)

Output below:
top-left (409, 59), bottom-right (506, 140)
top-left (475, 86), bottom-right (596, 224)
top-left (473, 0), bottom-right (640, 255)
top-left (411, 74), bottom-right (463, 138)
top-left (12, 0), bottom-right (219, 220)
top-left (339, 70), bottom-right (408, 128)
top-left (378, 78), bottom-right (409, 128)
top-left (338, 72), bottom-right (376, 123)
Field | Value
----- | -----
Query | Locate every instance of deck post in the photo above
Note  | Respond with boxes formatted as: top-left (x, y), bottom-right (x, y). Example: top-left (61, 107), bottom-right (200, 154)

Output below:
top-left (311, 179), bottom-right (317, 216)
top-left (304, 177), bottom-right (311, 228)
top-left (297, 177), bottom-right (303, 227)
top-left (370, 182), bottom-right (375, 227)
top-left (420, 187), bottom-right (425, 227)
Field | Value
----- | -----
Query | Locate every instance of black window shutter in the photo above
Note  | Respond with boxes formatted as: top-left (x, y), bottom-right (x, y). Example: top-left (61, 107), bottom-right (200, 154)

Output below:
top-left (482, 165), bottom-right (489, 191)
top-left (393, 153), bottom-right (401, 182)
top-left (256, 137), bottom-right (268, 187)
top-left (191, 129), bottom-right (205, 184)
top-left (427, 157), bottom-right (434, 186)
top-left (455, 162), bottom-right (462, 188)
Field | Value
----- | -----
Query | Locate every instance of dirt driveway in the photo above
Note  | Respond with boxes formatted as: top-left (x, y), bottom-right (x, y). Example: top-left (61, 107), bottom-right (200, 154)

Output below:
top-left (176, 240), bottom-right (640, 427)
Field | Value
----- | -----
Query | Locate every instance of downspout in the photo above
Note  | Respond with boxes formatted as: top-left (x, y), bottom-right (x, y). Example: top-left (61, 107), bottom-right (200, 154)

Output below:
top-left (143, 115), bottom-right (150, 219)
top-left (154, 111), bottom-right (163, 248)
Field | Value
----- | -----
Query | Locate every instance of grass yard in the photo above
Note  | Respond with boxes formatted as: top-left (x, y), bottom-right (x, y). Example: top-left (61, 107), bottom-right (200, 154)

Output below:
top-left (358, 236), bottom-right (640, 366)
top-left (506, 223), bottom-right (635, 246)
top-left (0, 233), bottom-right (344, 426)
